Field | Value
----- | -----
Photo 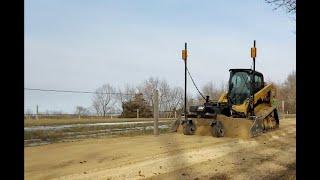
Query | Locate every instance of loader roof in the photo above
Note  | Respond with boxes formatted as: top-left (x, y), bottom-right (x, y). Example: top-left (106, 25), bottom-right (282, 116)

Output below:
top-left (229, 68), bottom-right (263, 76)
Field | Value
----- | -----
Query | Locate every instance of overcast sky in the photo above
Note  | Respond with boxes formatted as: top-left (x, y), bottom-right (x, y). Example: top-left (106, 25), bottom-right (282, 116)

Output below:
top-left (24, 0), bottom-right (296, 113)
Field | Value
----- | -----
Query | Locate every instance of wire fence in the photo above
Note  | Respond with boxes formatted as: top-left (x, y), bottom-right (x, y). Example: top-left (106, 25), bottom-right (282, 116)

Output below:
top-left (24, 88), bottom-right (135, 95)
top-left (24, 110), bottom-right (181, 120)
top-left (25, 88), bottom-right (293, 120)
top-left (25, 87), bottom-right (184, 120)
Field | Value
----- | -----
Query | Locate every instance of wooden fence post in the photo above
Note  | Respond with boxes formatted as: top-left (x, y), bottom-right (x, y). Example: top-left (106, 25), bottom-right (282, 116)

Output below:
top-left (153, 90), bottom-right (159, 135)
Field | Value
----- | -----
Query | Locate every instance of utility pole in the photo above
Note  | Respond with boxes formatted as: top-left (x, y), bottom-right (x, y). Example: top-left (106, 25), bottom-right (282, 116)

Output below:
top-left (153, 90), bottom-right (159, 135)
top-left (182, 42), bottom-right (188, 121)
top-left (137, 109), bottom-right (139, 119)
top-left (250, 40), bottom-right (256, 116)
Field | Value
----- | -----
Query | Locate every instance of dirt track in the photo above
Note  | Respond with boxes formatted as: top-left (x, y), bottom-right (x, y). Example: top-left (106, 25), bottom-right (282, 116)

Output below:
top-left (25, 118), bottom-right (296, 180)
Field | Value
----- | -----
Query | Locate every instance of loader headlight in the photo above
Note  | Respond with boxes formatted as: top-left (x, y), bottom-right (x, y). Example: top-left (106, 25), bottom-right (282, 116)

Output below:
top-left (197, 106), bottom-right (205, 111)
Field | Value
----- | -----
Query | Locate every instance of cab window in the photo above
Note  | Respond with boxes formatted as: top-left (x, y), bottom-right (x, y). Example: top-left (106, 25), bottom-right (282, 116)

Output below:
top-left (254, 74), bottom-right (263, 92)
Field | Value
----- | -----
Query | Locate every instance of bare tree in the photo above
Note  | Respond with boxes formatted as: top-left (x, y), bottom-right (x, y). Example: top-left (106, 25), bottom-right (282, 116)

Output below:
top-left (92, 84), bottom-right (117, 116)
top-left (186, 94), bottom-right (196, 112)
top-left (117, 84), bottom-right (137, 110)
top-left (268, 71), bottom-right (296, 113)
top-left (138, 77), bottom-right (160, 108)
top-left (200, 81), bottom-right (227, 101)
top-left (158, 79), bottom-right (171, 112)
top-left (265, 0), bottom-right (296, 16)
top-left (158, 80), bottom-right (184, 117)
top-left (168, 87), bottom-right (184, 110)
top-left (136, 77), bottom-right (185, 117)
top-left (75, 106), bottom-right (90, 116)
top-left (281, 71), bottom-right (296, 113)
top-left (166, 87), bottom-right (184, 117)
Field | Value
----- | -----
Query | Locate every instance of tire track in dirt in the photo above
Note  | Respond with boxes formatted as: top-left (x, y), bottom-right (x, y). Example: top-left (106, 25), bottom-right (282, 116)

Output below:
top-left (25, 118), bottom-right (295, 180)
top-left (147, 119), bottom-right (296, 180)
top-left (55, 140), bottom-right (260, 179)
top-left (55, 119), bottom-right (295, 180)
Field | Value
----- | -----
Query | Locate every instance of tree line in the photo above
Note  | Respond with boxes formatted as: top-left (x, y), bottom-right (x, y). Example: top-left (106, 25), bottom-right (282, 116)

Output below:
top-left (75, 70), bottom-right (295, 117)
top-left (76, 77), bottom-right (185, 118)
top-left (273, 71), bottom-right (296, 113)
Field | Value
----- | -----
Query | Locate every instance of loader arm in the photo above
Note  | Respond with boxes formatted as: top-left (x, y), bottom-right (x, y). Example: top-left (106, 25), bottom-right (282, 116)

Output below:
top-left (231, 83), bottom-right (273, 116)
top-left (253, 83), bottom-right (273, 105)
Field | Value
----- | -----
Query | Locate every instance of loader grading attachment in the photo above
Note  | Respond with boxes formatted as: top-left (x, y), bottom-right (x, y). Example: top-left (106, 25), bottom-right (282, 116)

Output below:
top-left (172, 67), bottom-right (279, 138)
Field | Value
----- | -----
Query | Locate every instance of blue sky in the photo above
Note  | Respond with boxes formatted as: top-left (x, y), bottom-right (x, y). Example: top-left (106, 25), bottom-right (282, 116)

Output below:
top-left (24, 0), bottom-right (296, 113)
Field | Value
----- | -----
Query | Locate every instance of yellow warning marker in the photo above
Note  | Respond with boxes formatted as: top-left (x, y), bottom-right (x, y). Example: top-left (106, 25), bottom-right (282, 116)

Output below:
top-left (251, 47), bottom-right (256, 58)
top-left (182, 49), bottom-right (187, 61)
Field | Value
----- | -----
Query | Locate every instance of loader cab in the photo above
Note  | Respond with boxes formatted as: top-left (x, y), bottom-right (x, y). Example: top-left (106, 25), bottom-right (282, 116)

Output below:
top-left (228, 69), bottom-right (264, 105)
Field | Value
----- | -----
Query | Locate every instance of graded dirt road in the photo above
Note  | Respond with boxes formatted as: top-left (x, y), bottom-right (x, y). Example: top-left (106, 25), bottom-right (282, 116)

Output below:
top-left (25, 118), bottom-right (296, 180)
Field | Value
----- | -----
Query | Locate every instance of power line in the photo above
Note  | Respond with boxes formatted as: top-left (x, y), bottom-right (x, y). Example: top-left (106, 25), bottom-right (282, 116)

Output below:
top-left (186, 67), bottom-right (206, 100)
top-left (24, 88), bottom-right (135, 95)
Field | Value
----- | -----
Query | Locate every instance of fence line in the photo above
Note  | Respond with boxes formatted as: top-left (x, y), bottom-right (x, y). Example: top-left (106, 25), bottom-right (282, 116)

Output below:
top-left (25, 88), bottom-right (135, 95)
top-left (24, 110), bottom-right (181, 119)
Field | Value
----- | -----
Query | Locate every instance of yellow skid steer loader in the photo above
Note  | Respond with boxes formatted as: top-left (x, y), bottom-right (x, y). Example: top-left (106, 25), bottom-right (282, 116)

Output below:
top-left (172, 42), bottom-right (279, 138)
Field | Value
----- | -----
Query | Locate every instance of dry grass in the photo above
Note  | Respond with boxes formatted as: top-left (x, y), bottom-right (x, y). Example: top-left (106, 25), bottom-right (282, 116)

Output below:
top-left (24, 121), bottom-right (173, 146)
top-left (25, 114), bottom-right (294, 127)
top-left (25, 117), bottom-right (175, 127)
top-left (280, 114), bottom-right (296, 119)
